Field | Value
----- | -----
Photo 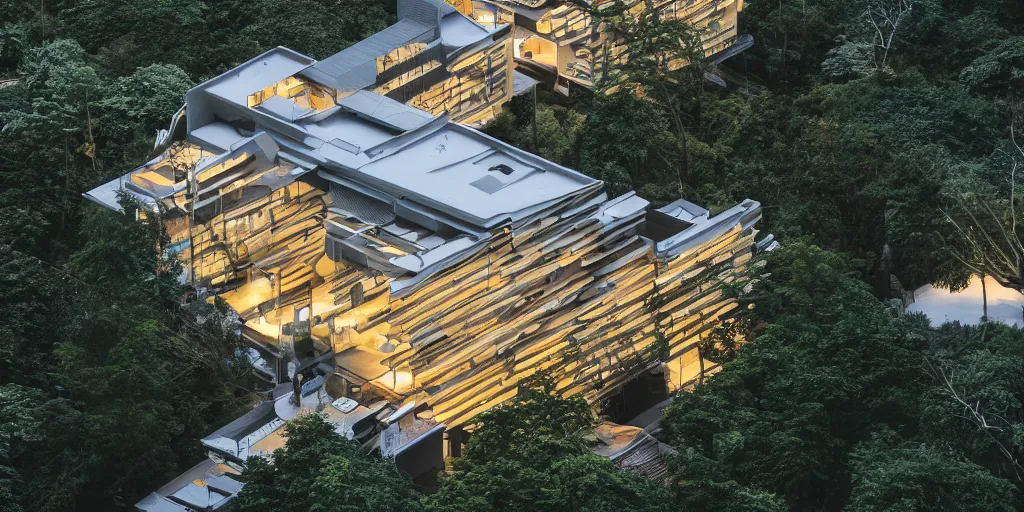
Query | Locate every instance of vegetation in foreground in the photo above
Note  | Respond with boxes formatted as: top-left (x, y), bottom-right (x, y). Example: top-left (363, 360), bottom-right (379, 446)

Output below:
top-left (225, 243), bottom-right (1024, 511)
top-left (2, 0), bottom-right (1024, 509)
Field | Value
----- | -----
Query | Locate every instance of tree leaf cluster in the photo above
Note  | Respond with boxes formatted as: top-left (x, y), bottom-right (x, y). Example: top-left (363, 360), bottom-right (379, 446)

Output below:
top-left (227, 413), bottom-right (422, 512)
top-left (661, 242), bottom-right (1024, 510)
top-left (423, 382), bottom-right (673, 512)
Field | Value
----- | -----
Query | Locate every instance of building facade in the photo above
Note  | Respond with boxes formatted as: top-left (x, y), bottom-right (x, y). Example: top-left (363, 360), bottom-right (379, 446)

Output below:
top-left (88, 41), bottom-right (763, 419)
top-left (448, 0), bottom-right (752, 92)
top-left (83, 2), bottom-right (767, 509)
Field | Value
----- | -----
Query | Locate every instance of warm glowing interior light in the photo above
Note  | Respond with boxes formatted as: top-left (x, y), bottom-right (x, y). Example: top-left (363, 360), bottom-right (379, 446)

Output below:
top-left (220, 277), bottom-right (274, 313)
top-left (374, 370), bottom-right (415, 393)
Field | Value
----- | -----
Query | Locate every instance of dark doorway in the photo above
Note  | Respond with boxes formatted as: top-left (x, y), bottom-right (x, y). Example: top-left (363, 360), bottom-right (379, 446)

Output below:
top-left (600, 369), bottom-right (668, 424)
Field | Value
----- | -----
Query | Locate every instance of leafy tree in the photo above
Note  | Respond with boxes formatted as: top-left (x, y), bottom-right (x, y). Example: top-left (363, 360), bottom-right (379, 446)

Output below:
top-left (738, 0), bottom-right (871, 87)
top-left (231, 0), bottom-right (393, 61)
top-left (425, 382), bottom-right (671, 512)
top-left (960, 37), bottom-right (1024, 98)
top-left (0, 384), bottom-right (46, 512)
top-left (847, 430), bottom-right (1018, 511)
top-left (920, 322), bottom-right (1024, 487)
top-left (483, 103), bottom-right (584, 167)
top-left (872, 145), bottom-right (965, 292)
top-left (56, 0), bottom-right (214, 76)
top-left (0, 39), bottom-right (104, 258)
top-left (98, 63), bottom-right (193, 168)
top-left (0, 0), bottom-right (56, 74)
top-left (669, 446), bottom-right (786, 511)
top-left (702, 73), bottom-right (1000, 292)
top-left (821, 36), bottom-right (875, 82)
top-left (66, 197), bottom-right (182, 304)
top-left (663, 243), bottom-right (929, 509)
top-left (939, 141), bottom-right (1024, 294)
top-left (524, 105), bottom-right (585, 166)
top-left (0, 246), bottom-right (70, 386)
top-left (12, 198), bottom-right (253, 511)
top-left (228, 413), bottom-right (420, 512)
top-left (578, 92), bottom-right (678, 199)
top-left (587, 0), bottom-right (706, 194)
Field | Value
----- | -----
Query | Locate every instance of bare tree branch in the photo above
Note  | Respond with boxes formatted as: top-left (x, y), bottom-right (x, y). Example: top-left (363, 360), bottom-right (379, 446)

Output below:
top-left (925, 358), bottom-right (1024, 483)
top-left (865, 0), bottom-right (913, 69)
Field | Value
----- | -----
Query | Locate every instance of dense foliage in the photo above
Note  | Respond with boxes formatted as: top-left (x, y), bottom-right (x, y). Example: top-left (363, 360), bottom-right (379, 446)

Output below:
top-left (227, 413), bottom-right (422, 512)
top-left (663, 242), bottom-right (1023, 509)
top-left (0, 1), bottom-right (400, 507)
top-left (487, 0), bottom-right (1024, 295)
top-left (424, 382), bottom-right (673, 512)
top-left (0, 198), bottom-right (253, 511)
top-left (4, 0), bottom-right (1024, 509)
top-left (228, 382), bottom-right (675, 512)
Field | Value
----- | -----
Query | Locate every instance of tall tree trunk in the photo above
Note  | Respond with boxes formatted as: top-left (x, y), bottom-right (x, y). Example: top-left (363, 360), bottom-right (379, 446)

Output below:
top-left (532, 84), bottom-right (539, 153)
top-left (696, 342), bottom-right (706, 386)
top-left (84, 88), bottom-right (96, 171)
top-left (670, 103), bottom-right (689, 196)
top-left (779, 0), bottom-right (788, 86)
top-left (656, 82), bottom-right (689, 196)
top-left (981, 273), bottom-right (988, 322)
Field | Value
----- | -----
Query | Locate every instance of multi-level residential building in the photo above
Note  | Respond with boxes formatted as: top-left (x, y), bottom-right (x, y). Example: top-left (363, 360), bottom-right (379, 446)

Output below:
top-left (83, 1), bottom-right (768, 510)
top-left (448, 0), bottom-right (752, 92)
top-left (247, 0), bottom-right (516, 126)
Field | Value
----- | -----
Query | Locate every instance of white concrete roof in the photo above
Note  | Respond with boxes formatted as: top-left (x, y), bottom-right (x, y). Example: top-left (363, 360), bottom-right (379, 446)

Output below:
top-left (354, 123), bottom-right (598, 227)
top-left (440, 11), bottom-right (491, 47)
top-left (204, 49), bottom-right (314, 108)
top-left (191, 122), bottom-right (245, 153)
top-left (300, 111), bottom-right (396, 152)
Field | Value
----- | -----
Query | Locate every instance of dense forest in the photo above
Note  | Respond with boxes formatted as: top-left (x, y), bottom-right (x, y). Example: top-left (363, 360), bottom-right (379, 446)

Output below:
top-left (1, 0), bottom-right (1023, 510)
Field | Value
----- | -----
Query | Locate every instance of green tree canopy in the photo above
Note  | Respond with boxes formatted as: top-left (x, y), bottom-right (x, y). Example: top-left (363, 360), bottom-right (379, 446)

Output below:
top-left (228, 413), bottom-right (421, 512)
top-left (663, 243), bottom-right (930, 509)
top-left (425, 382), bottom-right (672, 512)
top-left (847, 430), bottom-right (1018, 512)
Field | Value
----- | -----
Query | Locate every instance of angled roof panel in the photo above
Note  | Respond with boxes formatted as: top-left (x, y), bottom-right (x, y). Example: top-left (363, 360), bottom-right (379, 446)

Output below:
top-left (398, 0), bottom-right (450, 27)
top-left (299, 19), bottom-right (436, 92)
top-left (439, 11), bottom-right (492, 47)
top-left (337, 90), bottom-right (435, 131)
top-left (135, 495), bottom-right (189, 512)
top-left (83, 175), bottom-right (156, 212)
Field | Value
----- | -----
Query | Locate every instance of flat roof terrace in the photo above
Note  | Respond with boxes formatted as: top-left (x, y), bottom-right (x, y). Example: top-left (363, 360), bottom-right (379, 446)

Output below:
top-left (204, 49), bottom-right (316, 109)
top-left (350, 123), bottom-right (599, 228)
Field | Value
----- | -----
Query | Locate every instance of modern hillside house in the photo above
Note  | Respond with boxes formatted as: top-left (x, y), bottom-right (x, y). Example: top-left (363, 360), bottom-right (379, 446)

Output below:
top-left (84, 1), bottom-right (768, 509)
top-left (253, 0), bottom-right (515, 126)
top-left (447, 0), bottom-right (752, 92)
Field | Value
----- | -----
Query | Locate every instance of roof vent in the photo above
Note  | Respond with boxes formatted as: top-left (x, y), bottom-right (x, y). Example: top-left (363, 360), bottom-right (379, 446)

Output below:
top-left (488, 164), bottom-right (514, 176)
